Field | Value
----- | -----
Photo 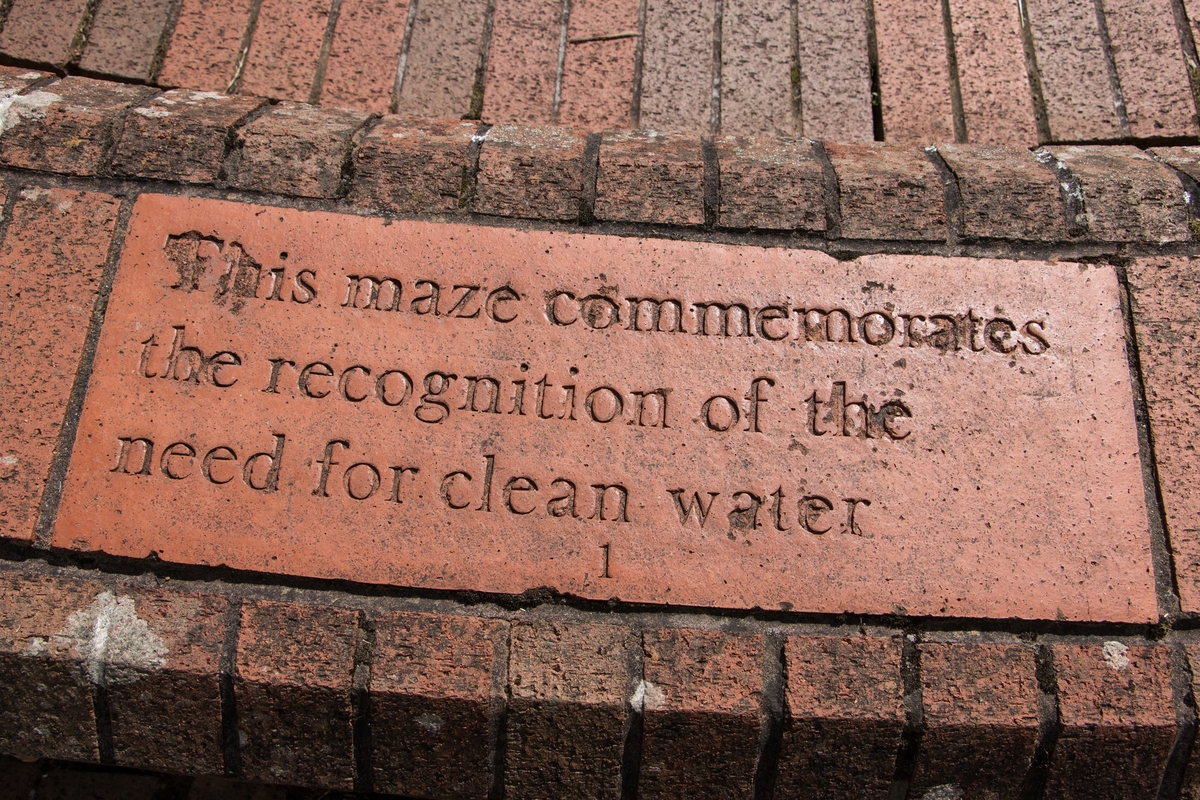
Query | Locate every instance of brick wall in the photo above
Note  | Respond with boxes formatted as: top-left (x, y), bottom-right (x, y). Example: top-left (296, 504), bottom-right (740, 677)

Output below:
top-left (1, 0), bottom-right (1200, 144)
top-left (3, 62), bottom-right (1200, 798)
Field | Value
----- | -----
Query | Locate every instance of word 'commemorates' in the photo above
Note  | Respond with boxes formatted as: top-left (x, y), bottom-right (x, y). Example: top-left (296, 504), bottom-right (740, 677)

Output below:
top-left (52, 195), bottom-right (1157, 623)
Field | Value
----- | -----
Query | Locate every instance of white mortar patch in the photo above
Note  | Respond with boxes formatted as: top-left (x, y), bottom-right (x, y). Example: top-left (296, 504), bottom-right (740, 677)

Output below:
top-left (63, 591), bottom-right (168, 685)
top-left (0, 90), bottom-right (60, 135)
top-left (630, 679), bottom-right (665, 712)
top-left (1103, 641), bottom-right (1130, 671)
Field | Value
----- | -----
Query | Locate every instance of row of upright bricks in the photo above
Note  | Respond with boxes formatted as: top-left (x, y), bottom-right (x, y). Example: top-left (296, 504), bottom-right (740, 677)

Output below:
top-left (2, 0), bottom-right (1200, 145)
top-left (2, 64), bottom-right (1200, 799)
top-left (2, 67), bottom-right (1200, 243)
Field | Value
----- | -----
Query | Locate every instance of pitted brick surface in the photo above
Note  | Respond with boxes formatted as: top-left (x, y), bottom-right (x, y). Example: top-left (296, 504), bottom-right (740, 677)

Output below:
top-left (0, 187), bottom-right (118, 542)
top-left (777, 634), bottom-right (905, 799)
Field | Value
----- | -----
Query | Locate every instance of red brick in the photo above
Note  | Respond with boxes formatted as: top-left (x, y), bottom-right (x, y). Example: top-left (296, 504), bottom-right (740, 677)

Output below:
top-left (230, 102), bottom-right (368, 198)
top-left (505, 621), bottom-right (629, 799)
top-left (157, 0), bottom-right (255, 92)
top-left (78, 0), bottom-right (176, 82)
top-left (482, 0), bottom-right (561, 124)
top-left (349, 115), bottom-right (477, 213)
top-left (53, 194), bottom-right (1158, 620)
top-left (715, 134), bottom-right (825, 231)
top-left (912, 640), bottom-right (1039, 797)
top-left (0, 571), bottom-right (105, 761)
top-left (825, 142), bottom-right (947, 240)
top-left (239, 0), bottom-right (334, 102)
top-left (594, 131), bottom-right (705, 225)
top-left (321, 0), bottom-right (411, 114)
top-left (639, 0), bottom-right (714, 133)
top-left (1050, 145), bottom-right (1189, 242)
top-left (472, 123), bottom-right (586, 220)
top-left (936, 144), bottom-right (1068, 241)
top-left (371, 612), bottom-right (505, 798)
top-left (0, 66), bottom-right (53, 95)
top-left (113, 90), bottom-right (267, 184)
top-left (1152, 145), bottom-right (1200, 182)
top-left (795, 0), bottom-right (873, 142)
top-left (1046, 642), bottom-right (1174, 799)
top-left (395, 0), bottom-right (490, 117)
top-left (0, 0), bottom-right (88, 68)
top-left (235, 600), bottom-right (359, 789)
top-left (640, 627), bottom-right (762, 799)
top-left (873, 0), bottom-right (954, 143)
top-left (557, 0), bottom-right (639, 130)
top-left (1025, 0), bottom-right (1121, 142)
top-left (1126, 257), bottom-right (1200, 612)
top-left (0, 187), bottom-right (118, 542)
top-left (107, 588), bottom-right (227, 775)
top-left (1184, 643), bottom-right (1200, 798)
top-left (1103, 0), bottom-right (1197, 140)
top-left (948, 0), bottom-right (1038, 145)
top-left (777, 634), bottom-right (905, 800)
top-left (0, 77), bottom-right (155, 176)
top-left (720, 0), bottom-right (793, 135)
top-left (188, 777), bottom-right (287, 800)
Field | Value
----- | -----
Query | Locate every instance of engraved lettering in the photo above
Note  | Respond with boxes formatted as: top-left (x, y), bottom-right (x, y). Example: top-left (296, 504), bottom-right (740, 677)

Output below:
top-left (669, 489), bottom-right (718, 526)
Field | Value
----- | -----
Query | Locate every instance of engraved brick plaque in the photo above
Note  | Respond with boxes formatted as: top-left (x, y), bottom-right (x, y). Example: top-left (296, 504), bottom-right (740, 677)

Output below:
top-left (54, 195), bottom-right (1156, 621)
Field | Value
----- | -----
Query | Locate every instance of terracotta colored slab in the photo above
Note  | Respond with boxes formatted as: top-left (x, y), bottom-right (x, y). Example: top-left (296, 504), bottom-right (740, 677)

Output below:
top-left (873, 0), bottom-right (955, 143)
top-left (795, 0), bottom-right (873, 142)
top-left (721, 0), bottom-right (794, 135)
top-left (55, 195), bottom-right (1155, 621)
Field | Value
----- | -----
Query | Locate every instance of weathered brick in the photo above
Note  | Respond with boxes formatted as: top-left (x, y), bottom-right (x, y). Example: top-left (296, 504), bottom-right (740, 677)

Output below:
top-left (912, 640), bottom-right (1039, 798)
top-left (157, 0), bottom-right (254, 92)
top-left (873, 0), bottom-right (955, 143)
top-left (230, 102), bottom-right (368, 198)
top-left (239, 0), bottom-right (334, 102)
top-left (1126, 257), bottom-right (1200, 612)
top-left (371, 612), bottom-right (505, 798)
top-left (321, 0), bottom-right (411, 114)
top-left (715, 135), bottom-right (825, 230)
top-left (1025, 0), bottom-right (1121, 141)
top-left (395, 0), bottom-right (490, 117)
top-left (948, 0), bottom-right (1038, 145)
top-left (640, 627), bottom-right (762, 799)
top-left (937, 144), bottom-right (1068, 240)
top-left (235, 600), bottom-right (359, 789)
top-left (505, 621), bottom-right (629, 800)
top-left (349, 115), bottom-right (477, 213)
top-left (482, 0), bottom-right (562, 124)
top-left (1152, 145), bottom-right (1200, 183)
top-left (0, 77), bottom-right (155, 176)
top-left (795, 0), bottom-right (873, 142)
top-left (0, 571), bottom-right (105, 761)
top-left (0, 187), bottom-right (118, 542)
top-left (1103, 0), bottom-right (1196, 140)
top-left (720, 0), bottom-right (793, 135)
top-left (1050, 145), bottom-right (1189, 242)
top-left (107, 588), bottom-right (227, 775)
top-left (78, 0), bottom-right (176, 82)
top-left (640, 0), bottom-right (714, 133)
top-left (594, 131), bottom-right (705, 225)
top-left (825, 143), bottom-right (947, 240)
top-left (557, 0), bottom-right (639, 129)
top-left (113, 90), bottom-right (267, 184)
top-left (1183, 643), bottom-right (1200, 799)
top-left (0, 66), bottom-right (53, 96)
top-left (777, 634), bottom-right (905, 800)
top-left (0, 0), bottom-right (88, 68)
top-left (1045, 642), bottom-right (1174, 799)
top-left (473, 123), bottom-right (586, 220)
